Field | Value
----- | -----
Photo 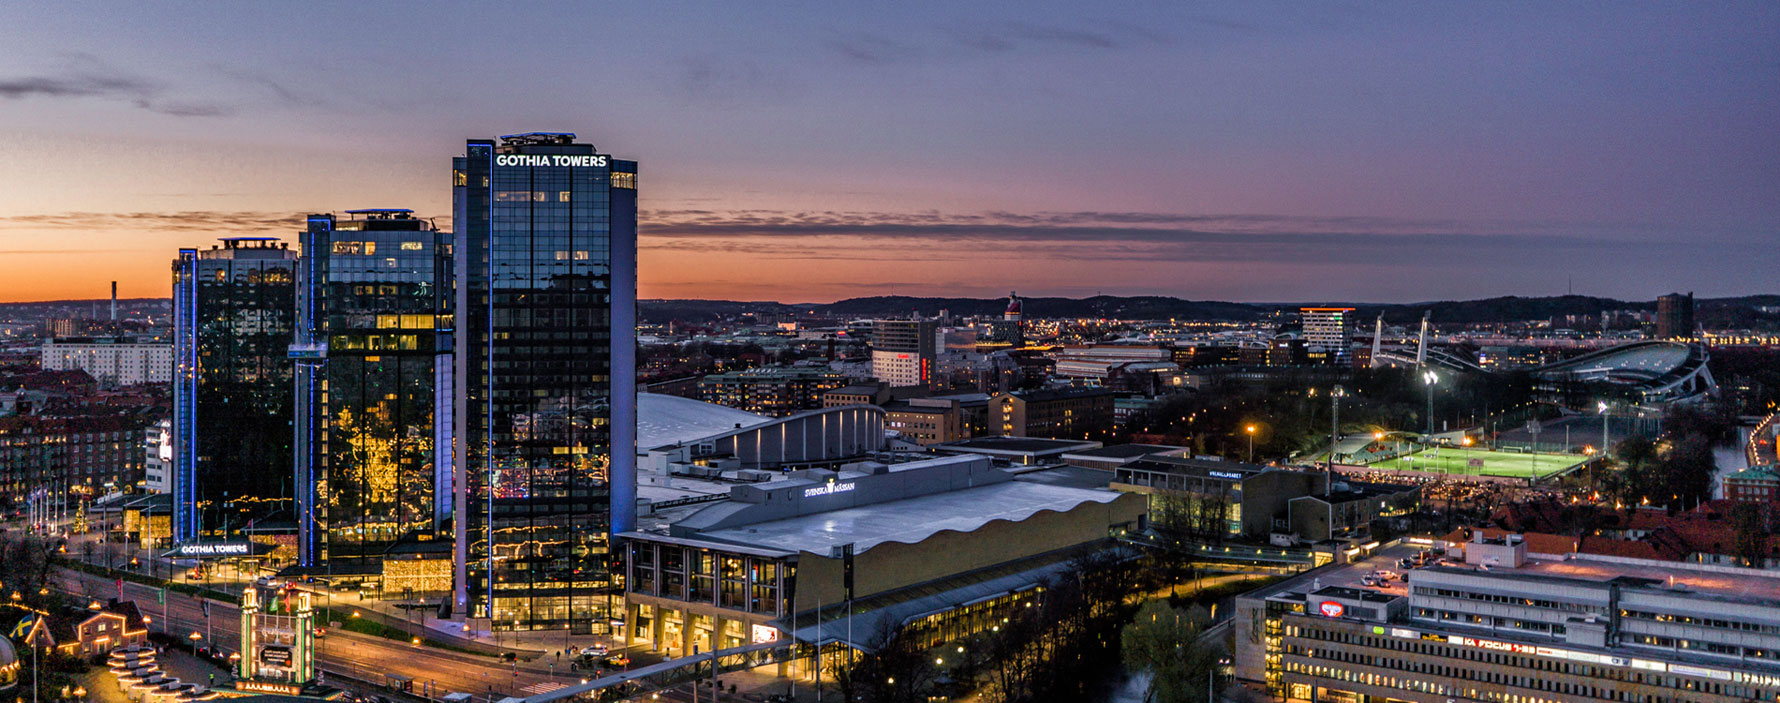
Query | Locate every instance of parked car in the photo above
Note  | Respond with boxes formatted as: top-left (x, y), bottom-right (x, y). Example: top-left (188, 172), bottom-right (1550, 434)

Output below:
top-left (579, 644), bottom-right (609, 657)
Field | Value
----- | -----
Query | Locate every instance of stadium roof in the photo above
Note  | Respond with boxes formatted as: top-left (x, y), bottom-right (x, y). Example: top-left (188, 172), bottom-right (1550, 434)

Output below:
top-left (636, 392), bottom-right (769, 451)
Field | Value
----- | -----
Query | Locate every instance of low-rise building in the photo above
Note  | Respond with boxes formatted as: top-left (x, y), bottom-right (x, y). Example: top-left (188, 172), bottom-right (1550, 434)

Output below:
top-left (40, 337), bottom-right (172, 387)
top-left (989, 387), bottom-right (1115, 439)
top-left (700, 367), bottom-right (853, 416)
top-left (883, 397), bottom-right (968, 446)
top-left (1060, 443), bottom-right (1189, 471)
top-left (1111, 456), bottom-right (1321, 538)
top-left (0, 414), bottom-right (152, 509)
top-left (619, 454), bottom-right (1144, 662)
top-left (1236, 533), bottom-right (1780, 703)
top-left (1725, 467), bottom-right (1780, 504)
top-left (934, 436), bottom-right (1102, 466)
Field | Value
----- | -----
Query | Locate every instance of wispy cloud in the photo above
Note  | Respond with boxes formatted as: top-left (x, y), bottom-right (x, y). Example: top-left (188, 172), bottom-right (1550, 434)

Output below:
top-left (637, 209), bottom-right (1693, 268)
top-left (0, 210), bottom-right (309, 232)
top-left (0, 58), bottom-right (232, 117)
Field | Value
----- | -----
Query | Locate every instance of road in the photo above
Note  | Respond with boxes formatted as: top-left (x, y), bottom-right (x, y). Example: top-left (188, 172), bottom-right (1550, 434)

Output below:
top-left (56, 568), bottom-right (600, 701)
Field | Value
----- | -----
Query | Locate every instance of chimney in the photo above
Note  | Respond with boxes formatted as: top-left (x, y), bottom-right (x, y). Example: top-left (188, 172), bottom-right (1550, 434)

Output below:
top-left (110, 281), bottom-right (117, 321)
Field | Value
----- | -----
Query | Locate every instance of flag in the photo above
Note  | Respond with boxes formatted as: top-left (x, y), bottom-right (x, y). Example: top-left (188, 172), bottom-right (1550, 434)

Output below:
top-left (157, 587), bottom-right (166, 605)
top-left (202, 600), bottom-right (210, 617)
top-left (116, 577), bottom-right (124, 601)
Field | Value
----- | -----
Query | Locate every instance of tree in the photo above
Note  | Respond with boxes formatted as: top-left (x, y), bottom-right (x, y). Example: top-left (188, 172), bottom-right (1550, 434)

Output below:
top-left (1122, 600), bottom-right (1222, 703)
top-left (1732, 503), bottom-right (1771, 568)
top-left (826, 621), bottom-right (943, 703)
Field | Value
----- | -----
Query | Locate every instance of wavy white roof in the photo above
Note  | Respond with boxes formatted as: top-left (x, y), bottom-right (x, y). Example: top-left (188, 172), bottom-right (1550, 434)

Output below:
top-left (637, 392), bottom-right (770, 451)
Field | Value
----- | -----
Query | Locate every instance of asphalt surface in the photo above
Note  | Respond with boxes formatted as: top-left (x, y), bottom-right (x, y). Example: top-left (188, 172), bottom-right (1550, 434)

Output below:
top-left (57, 568), bottom-right (600, 701)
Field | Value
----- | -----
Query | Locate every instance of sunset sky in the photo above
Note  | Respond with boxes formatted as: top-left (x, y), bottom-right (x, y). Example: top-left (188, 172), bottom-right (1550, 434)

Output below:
top-left (0, 2), bottom-right (1775, 303)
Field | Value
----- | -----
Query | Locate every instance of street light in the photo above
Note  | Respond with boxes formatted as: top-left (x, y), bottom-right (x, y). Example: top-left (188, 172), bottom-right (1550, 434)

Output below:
top-left (1245, 425), bottom-right (1257, 463)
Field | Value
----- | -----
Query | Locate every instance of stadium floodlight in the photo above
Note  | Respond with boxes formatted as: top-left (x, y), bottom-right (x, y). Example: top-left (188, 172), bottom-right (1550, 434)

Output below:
top-left (1422, 370), bottom-right (1439, 437)
top-left (1597, 401), bottom-right (1610, 461)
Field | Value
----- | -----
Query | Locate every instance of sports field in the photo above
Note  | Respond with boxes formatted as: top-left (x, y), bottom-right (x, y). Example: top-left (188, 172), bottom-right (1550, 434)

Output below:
top-left (1364, 447), bottom-right (1586, 479)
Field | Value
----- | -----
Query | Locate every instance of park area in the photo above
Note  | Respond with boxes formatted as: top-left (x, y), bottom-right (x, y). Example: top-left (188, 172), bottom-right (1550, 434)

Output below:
top-left (1363, 446), bottom-right (1586, 480)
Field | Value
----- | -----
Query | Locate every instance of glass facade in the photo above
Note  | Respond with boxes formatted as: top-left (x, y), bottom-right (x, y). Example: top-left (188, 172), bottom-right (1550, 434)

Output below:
top-left (171, 238), bottom-right (299, 543)
top-left (294, 210), bottom-right (454, 568)
top-left (452, 133), bottom-right (637, 632)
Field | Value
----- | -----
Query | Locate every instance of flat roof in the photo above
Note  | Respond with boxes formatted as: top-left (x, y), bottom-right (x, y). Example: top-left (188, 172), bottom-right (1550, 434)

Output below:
top-left (1428, 556), bottom-right (1780, 605)
top-left (693, 480), bottom-right (1123, 555)
top-left (1061, 443), bottom-right (1186, 460)
top-left (940, 437), bottom-right (1101, 455)
top-left (1122, 455), bottom-right (1271, 477)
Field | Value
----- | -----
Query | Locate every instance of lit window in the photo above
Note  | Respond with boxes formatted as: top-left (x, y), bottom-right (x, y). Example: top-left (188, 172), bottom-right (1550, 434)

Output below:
top-left (400, 241), bottom-right (424, 251)
top-left (612, 172), bottom-right (637, 189)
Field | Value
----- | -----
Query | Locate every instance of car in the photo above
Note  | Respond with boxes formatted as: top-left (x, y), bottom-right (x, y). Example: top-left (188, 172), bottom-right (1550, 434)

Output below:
top-left (255, 576), bottom-right (284, 589)
top-left (1373, 569), bottom-right (1399, 581)
top-left (602, 654), bottom-right (630, 668)
top-left (500, 652), bottom-right (518, 662)
top-left (1397, 558), bottom-right (1415, 569)
top-left (1359, 575), bottom-right (1383, 587)
top-left (579, 644), bottom-right (609, 657)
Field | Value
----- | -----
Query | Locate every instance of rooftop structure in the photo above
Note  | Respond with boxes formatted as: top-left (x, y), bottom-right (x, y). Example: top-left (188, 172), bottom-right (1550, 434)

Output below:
top-left (1236, 534), bottom-right (1780, 703)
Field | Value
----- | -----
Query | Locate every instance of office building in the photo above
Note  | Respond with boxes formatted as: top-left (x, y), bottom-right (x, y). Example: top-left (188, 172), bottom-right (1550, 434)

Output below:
top-left (292, 210), bottom-right (454, 569)
top-left (171, 238), bottom-right (299, 543)
top-left (620, 454), bottom-right (1144, 659)
top-left (144, 419), bottom-right (171, 494)
top-left (989, 387), bottom-right (1115, 439)
top-left (40, 337), bottom-right (172, 387)
top-left (1300, 307), bottom-right (1354, 364)
top-left (1656, 292), bottom-right (1696, 340)
top-left (452, 132), bottom-right (637, 633)
top-left (870, 318), bottom-right (937, 388)
top-left (1236, 532), bottom-right (1780, 703)
top-left (698, 366), bottom-right (851, 416)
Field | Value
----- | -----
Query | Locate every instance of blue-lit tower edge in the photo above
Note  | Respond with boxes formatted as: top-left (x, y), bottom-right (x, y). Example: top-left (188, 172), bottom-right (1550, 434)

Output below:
top-left (450, 149), bottom-right (481, 619)
top-left (292, 215), bottom-right (331, 568)
top-left (610, 158), bottom-right (638, 538)
top-left (172, 249), bottom-right (201, 543)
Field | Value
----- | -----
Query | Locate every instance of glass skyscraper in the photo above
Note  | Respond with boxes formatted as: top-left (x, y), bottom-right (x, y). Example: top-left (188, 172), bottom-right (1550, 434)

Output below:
top-left (452, 133), bottom-right (637, 632)
top-left (293, 210), bottom-right (454, 569)
top-left (172, 238), bottom-right (299, 543)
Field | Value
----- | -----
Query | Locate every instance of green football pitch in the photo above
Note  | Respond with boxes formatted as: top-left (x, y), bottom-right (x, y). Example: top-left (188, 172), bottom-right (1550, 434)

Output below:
top-left (1364, 447), bottom-right (1585, 479)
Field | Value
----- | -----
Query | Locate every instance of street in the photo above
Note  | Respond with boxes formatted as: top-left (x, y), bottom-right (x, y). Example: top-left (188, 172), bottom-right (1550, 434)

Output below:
top-left (56, 568), bottom-right (594, 701)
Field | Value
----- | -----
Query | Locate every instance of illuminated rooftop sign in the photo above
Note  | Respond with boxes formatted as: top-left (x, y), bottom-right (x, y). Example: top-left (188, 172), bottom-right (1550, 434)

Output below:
top-left (804, 482), bottom-right (857, 498)
top-left (495, 154), bottom-right (609, 168)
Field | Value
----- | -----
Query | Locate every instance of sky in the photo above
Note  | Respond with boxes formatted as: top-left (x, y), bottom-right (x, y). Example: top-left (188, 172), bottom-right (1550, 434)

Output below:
top-left (0, 2), bottom-right (1775, 304)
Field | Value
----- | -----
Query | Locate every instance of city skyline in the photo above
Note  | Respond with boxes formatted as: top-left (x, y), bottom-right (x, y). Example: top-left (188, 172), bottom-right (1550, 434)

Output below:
top-left (1, 3), bottom-right (1776, 303)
